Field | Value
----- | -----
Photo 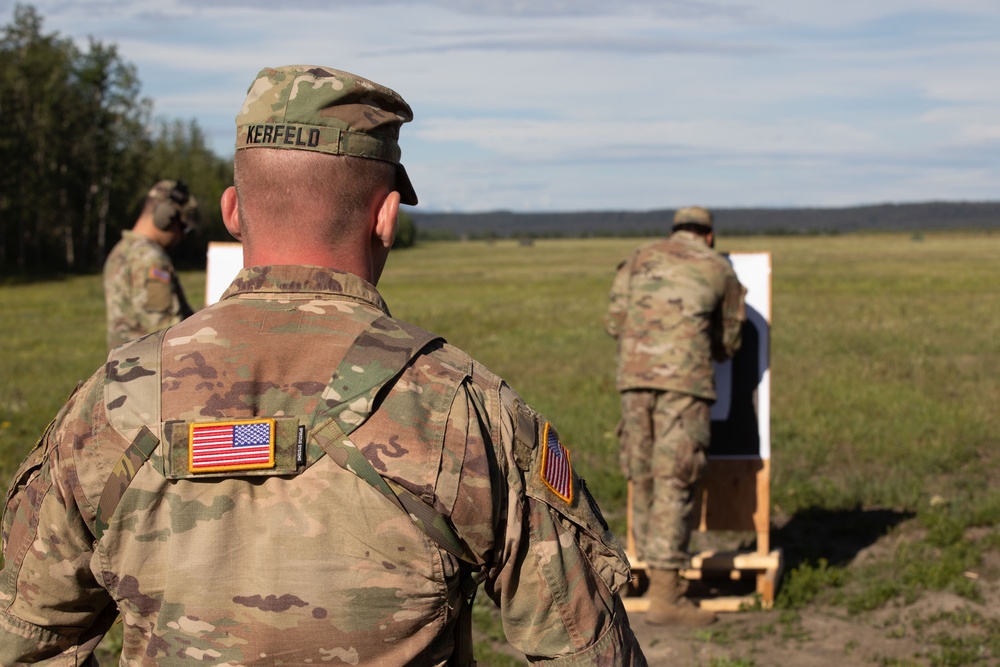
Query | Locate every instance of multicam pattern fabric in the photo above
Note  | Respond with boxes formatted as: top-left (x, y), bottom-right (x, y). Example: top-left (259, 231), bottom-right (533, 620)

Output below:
top-left (102, 230), bottom-right (194, 350)
top-left (605, 230), bottom-right (746, 400)
top-left (619, 390), bottom-right (710, 570)
top-left (235, 65), bottom-right (418, 205)
top-left (1, 265), bottom-right (646, 665)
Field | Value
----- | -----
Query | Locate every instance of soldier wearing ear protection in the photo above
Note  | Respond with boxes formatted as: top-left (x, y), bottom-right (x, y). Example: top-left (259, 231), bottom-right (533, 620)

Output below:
top-left (152, 180), bottom-right (199, 231)
top-left (102, 179), bottom-right (198, 350)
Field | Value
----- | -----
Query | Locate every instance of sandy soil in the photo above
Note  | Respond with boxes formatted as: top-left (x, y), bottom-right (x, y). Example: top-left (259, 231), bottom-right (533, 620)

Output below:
top-left (625, 513), bottom-right (1000, 667)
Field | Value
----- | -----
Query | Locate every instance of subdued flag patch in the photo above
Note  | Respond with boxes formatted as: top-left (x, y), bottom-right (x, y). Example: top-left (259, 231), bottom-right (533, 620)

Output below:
top-left (189, 419), bottom-right (275, 473)
top-left (541, 422), bottom-right (573, 503)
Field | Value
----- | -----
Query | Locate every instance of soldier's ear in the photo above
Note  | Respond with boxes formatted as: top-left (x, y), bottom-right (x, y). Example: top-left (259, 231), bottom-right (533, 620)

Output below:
top-left (373, 190), bottom-right (400, 251)
top-left (370, 190), bottom-right (400, 285)
top-left (221, 186), bottom-right (242, 241)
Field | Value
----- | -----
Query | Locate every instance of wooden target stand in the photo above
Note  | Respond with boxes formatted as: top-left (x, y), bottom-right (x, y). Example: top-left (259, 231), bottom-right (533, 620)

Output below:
top-left (622, 252), bottom-right (783, 614)
top-left (622, 463), bottom-right (784, 613)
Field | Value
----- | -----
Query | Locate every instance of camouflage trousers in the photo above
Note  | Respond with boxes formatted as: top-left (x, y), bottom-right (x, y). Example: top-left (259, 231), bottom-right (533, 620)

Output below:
top-left (619, 390), bottom-right (710, 570)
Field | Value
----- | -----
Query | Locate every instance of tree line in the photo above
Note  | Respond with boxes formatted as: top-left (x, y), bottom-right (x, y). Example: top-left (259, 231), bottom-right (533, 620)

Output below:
top-left (0, 4), bottom-right (232, 275)
top-left (411, 201), bottom-right (1000, 240)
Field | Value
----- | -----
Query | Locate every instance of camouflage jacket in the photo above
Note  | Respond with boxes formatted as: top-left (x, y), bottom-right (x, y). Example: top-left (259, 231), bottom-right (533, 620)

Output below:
top-left (2, 265), bottom-right (645, 666)
top-left (605, 231), bottom-right (747, 399)
top-left (103, 230), bottom-right (194, 350)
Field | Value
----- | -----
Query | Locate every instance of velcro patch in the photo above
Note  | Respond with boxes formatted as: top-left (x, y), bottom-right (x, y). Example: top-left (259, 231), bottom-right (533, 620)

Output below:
top-left (189, 418), bottom-right (275, 473)
top-left (540, 422), bottom-right (573, 504)
top-left (148, 267), bottom-right (171, 283)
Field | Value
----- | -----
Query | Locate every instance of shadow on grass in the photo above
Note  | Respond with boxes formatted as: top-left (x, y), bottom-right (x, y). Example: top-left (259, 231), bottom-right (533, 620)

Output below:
top-left (770, 506), bottom-right (916, 572)
top-left (676, 507), bottom-right (917, 603)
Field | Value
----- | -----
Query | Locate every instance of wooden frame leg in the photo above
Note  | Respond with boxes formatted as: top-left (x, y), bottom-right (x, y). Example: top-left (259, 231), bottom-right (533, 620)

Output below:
top-left (626, 479), bottom-right (636, 556)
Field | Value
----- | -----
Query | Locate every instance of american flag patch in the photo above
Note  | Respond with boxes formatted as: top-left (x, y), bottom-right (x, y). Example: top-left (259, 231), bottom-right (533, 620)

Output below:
top-left (540, 422), bottom-right (573, 503)
top-left (188, 419), bottom-right (275, 473)
top-left (148, 267), bottom-right (171, 283)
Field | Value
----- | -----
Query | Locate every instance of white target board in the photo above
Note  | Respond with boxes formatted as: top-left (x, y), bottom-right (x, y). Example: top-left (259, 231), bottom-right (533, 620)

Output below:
top-left (710, 252), bottom-right (772, 460)
top-left (205, 242), bottom-right (244, 306)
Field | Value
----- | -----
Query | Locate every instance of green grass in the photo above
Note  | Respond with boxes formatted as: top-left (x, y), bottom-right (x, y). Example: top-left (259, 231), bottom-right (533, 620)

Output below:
top-left (765, 234), bottom-right (1000, 514)
top-left (710, 658), bottom-right (757, 667)
top-left (3, 231), bottom-right (1000, 663)
top-left (0, 271), bottom-right (205, 486)
top-left (379, 238), bottom-right (634, 525)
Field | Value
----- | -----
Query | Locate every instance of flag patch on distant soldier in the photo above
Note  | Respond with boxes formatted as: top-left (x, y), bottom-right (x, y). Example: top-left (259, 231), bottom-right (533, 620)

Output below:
top-left (189, 419), bottom-right (275, 473)
top-left (541, 422), bottom-right (573, 503)
top-left (148, 267), bottom-right (171, 283)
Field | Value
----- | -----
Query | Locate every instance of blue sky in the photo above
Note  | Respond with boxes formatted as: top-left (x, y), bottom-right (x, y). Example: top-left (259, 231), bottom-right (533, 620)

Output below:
top-left (3, 0), bottom-right (999, 212)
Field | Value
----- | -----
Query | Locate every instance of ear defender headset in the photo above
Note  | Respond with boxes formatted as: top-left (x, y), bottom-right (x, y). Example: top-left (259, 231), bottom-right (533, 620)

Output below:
top-left (152, 180), bottom-right (192, 231)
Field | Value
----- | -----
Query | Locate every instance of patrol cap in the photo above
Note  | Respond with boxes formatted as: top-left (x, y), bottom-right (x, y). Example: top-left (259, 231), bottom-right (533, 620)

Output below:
top-left (148, 179), bottom-right (200, 231)
top-left (672, 206), bottom-right (713, 230)
top-left (235, 64), bottom-right (418, 206)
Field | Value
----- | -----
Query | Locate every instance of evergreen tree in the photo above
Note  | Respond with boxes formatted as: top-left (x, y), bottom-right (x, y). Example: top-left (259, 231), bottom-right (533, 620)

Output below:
top-left (0, 4), bottom-right (233, 274)
top-left (393, 210), bottom-right (417, 249)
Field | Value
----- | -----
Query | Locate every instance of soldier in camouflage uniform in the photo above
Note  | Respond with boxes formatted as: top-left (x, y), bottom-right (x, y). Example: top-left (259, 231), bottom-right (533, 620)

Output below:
top-left (1, 65), bottom-right (645, 665)
top-left (605, 206), bottom-right (746, 626)
top-left (103, 179), bottom-right (198, 350)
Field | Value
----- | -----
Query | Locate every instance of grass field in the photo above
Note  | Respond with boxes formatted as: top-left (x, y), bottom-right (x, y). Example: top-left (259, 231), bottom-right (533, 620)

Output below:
top-left (2, 230), bottom-right (999, 664)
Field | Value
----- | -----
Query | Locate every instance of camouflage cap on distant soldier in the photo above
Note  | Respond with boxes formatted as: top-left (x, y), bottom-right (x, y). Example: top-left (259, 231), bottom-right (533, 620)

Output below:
top-left (148, 179), bottom-right (200, 231)
top-left (235, 64), bottom-right (418, 205)
top-left (673, 205), bottom-right (713, 229)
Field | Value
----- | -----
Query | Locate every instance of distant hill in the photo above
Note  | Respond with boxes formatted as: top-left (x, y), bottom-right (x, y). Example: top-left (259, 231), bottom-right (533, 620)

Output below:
top-left (411, 201), bottom-right (1000, 239)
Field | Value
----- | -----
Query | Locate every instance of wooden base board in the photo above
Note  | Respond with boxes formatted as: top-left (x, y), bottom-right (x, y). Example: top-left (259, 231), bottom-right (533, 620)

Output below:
top-left (623, 548), bottom-right (784, 613)
top-left (624, 595), bottom-right (761, 614)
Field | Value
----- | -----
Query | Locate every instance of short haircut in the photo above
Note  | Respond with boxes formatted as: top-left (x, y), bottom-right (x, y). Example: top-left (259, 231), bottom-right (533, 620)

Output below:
top-left (672, 222), bottom-right (712, 236)
top-left (233, 149), bottom-right (395, 248)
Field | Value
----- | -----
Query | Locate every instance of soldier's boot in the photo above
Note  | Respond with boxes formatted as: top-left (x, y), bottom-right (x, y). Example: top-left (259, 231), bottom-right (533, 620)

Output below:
top-left (645, 568), bottom-right (717, 627)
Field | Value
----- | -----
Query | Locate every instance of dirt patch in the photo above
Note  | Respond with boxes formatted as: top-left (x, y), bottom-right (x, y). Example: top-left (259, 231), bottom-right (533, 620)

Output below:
top-left (628, 579), bottom-right (1000, 666)
top-left (624, 544), bottom-right (1000, 667)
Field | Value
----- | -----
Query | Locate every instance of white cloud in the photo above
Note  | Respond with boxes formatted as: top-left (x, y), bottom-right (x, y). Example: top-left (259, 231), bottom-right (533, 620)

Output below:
top-left (4, 0), bottom-right (999, 210)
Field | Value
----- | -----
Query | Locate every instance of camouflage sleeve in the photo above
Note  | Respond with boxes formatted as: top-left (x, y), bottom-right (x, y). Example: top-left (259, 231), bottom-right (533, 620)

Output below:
top-left (104, 249), bottom-right (135, 349)
top-left (0, 376), bottom-right (117, 665)
top-left (712, 268), bottom-right (747, 362)
top-left (136, 253), bottom-right (184, 327)
top-left (604, 256), bottom-right (632, 339)
top-left (175, 272), bottom-right (195, 320)
top-left (452, 375), bottom-right (645, 665)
